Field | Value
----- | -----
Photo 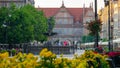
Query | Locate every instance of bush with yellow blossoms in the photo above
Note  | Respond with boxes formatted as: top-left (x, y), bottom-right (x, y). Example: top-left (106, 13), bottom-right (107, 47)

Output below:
top-left (0, 48), bottom-right (109, 68)
top-left (38, 48), bottom-right (56, 68)
top-left (77, 50), bottom-right (109, 68)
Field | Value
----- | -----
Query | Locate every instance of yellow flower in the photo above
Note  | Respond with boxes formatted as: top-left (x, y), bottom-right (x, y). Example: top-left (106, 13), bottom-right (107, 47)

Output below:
top-left (76, 61), bottom-right (88, 68)
top-left (15, 63), bottom-right (23, 68)
top-left (13, 52), bottom-right (23, 59)
top-left (0, 52), bottom-right (9, 59)
top-left (51, 53), bottom-right (56, 58)
top-left (54, 58), bottom-right (62, 65)
top-left (23, 60), bottom-right (28, 65)
top-left (39, 48), bottom-right (48, 57)
top-left (44, 51), bottom-right (53, 58)
top-left (27, 53), bottom-right (34, 59)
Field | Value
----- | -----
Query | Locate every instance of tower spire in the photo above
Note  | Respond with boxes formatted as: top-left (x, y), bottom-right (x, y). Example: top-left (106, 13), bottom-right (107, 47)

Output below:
top-left (89, 2), bottom-right (92, 8)
top-left (61, 0), bottom-right (65, 8)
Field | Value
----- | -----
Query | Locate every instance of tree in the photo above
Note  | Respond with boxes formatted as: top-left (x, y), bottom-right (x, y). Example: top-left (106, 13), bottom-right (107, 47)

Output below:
top-left (0, 7), bottom-right (8, 43)
top-left (86, 19), bottom-right (102, 45)
top-left (0, 4), bottom-right (48, 44)
top-left (87, 19), bottom-right (102, 35)
top-left (20, 4), bottom-right (48, 42)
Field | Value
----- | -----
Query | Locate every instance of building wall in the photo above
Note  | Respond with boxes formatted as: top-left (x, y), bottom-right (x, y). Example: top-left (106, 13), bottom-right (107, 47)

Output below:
top-left (113, 0), bottom-right (120, 39)
top-left (0, 0), bottom-right (34, 7)
top-left (51, 7), bottom-right (95, 42)
top-left (83, 9), bottom-right (95, 36)
top-left (53, 7), bottom-right (80, 41)
top-left (117, 0), bottom-right (120, 38)
top-left (99, 0), bottom-right (120, 40)
top-left (99, 7), bottom-right (108, 39)
top-left (113, 2), bottom-right (119, 39)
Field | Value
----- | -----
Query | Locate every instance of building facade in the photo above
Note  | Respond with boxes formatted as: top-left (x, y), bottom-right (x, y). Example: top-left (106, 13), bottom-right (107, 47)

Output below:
top-left (0, 0), bottom-right (34, 7)
top-left (37, 3), bottom-right (95, 42)
top-left (98, 6), bottom-right (109, 40)
top-left (99, 0), bottom-right (120, 40)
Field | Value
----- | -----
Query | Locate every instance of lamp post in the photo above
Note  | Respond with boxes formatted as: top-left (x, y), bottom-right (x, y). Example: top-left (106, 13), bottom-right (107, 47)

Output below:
top-left (104, 0), bottom-right (111, 51)
top-left (111, 21), bottom-right (113, 51)
top-left (94, 0), bottom-right (99, 48)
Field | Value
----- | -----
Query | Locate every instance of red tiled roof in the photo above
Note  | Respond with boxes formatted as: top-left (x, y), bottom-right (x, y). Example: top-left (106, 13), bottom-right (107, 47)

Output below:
top-left (37, 7), bottom-right (93, 22)
top-left (37, 8), bottom-right (59, 18)
top-left (67, 8), bottom-right (83, 22)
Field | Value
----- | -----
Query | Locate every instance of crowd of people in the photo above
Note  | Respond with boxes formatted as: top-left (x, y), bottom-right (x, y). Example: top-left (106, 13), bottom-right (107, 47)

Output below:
top-left (31, 39), bottom-right (80, 47)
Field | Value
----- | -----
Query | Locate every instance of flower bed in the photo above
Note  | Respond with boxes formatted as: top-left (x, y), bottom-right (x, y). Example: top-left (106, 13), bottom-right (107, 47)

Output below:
top-left (107, 51), bottom-right (120, 57)
top-left (0, 48), bottom-right (110, 68)
top-left (106, 51), bottom-right (120, 67)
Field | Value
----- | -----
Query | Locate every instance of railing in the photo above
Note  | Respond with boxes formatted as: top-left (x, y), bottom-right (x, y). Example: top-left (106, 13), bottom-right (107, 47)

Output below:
top-left (26, 45), bottom-right (75, 55)
top-left (0, 44), bottom-right (76, 55)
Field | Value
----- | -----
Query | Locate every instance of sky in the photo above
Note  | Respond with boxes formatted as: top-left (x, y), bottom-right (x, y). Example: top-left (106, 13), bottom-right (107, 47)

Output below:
top-left (34, 0), bottom-right (105, 11)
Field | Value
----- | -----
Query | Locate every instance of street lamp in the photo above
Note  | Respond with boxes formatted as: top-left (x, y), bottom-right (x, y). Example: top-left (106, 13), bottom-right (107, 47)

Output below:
top-left (104, 0), bottom-right (111, 51)
top-left (94, 0), bottom-right (99, 48)
top-left (111, 21), bottom-right (114, 51)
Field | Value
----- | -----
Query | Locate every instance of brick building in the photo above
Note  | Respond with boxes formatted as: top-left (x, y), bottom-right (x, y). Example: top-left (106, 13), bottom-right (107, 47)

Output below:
top-left (37, 2), bottom-right (95, 42)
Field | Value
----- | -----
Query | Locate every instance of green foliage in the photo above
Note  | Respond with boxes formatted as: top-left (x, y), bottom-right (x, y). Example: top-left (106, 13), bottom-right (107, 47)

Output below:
top-left (81, 33), bottom-right (101, 43)
top-left (0, 4), bottom-right (48, 44)
top-left (81, 35), bottom-right (95, 43)
top-left (0, 49), bottom-right (7, 53)
top-left (101, 38), bottom-right (108, 42)
top-left (87, 19), bottom-right (102, 35)
top-left (11, 48), bottom-right (16, 53)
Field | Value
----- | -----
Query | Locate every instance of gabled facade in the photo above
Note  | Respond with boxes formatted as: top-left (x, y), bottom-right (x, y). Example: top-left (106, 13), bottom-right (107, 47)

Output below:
top-left (83, 6), bottom-right (95, 35)
top-left (37, 3), bottom-right (95, 42)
